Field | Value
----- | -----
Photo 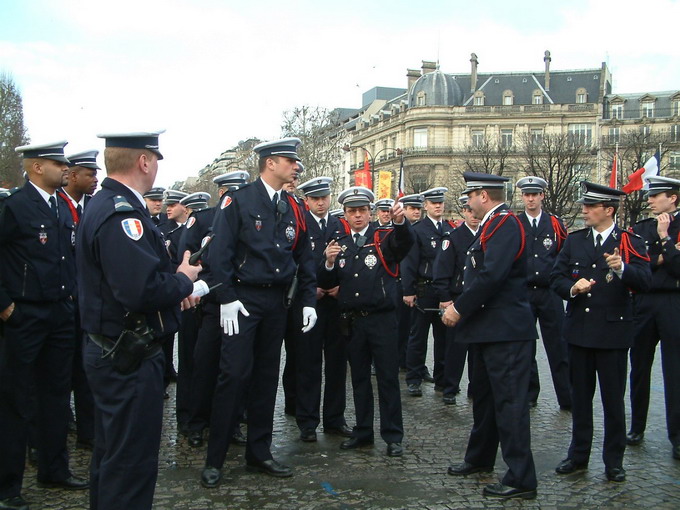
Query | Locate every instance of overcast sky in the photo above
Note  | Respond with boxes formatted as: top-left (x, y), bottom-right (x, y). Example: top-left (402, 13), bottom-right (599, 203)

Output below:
top-left (2, 0), bottom-right (679, 187)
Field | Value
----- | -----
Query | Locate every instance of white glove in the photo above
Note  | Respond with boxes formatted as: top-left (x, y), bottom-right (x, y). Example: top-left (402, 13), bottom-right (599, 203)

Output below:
top-left (220, 300), bottom-right (250, 336)
top-left (301, 306), bottom-right (317, 333)
top-left (190, 280), bottom-right (209, 298)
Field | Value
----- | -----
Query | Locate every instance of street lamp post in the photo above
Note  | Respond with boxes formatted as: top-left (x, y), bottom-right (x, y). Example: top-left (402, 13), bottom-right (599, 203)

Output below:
top-left (342, 144), bottom-right (403, 193)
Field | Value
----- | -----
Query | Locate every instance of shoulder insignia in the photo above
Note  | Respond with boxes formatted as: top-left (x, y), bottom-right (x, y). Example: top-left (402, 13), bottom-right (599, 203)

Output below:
top-left (221, 195), bottom-right (232, 209)
top-left (113, 195), bottom-right (134, 212)
top-left (121, 218), bottom-right (144, 241)
top-left (186, 216), bottom-right (196, 229)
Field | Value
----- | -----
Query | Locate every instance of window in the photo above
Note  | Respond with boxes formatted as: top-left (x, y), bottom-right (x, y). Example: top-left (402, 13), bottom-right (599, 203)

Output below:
top-left (412, 174), bottom-right (429, 193)
top-left (568, 124), bottom-right (593, 146)
top-left (608, 127), bottom-right (620, 144)
top-left (671, 125), bottom-right (680, 143)
top-left (673, 100), bottom-right (680, 117)
top-left (532, 91), bottom-right (543, 104)
top-left (413, 128), bottom-right (428, 148)
top-left (641, 101), bottom-right (655, 118)
top-left (670, 152), bottom-right (680, 170)
top-left (500, 129), bottom-right (513, 148)
top-left (576, 88), bottom-right (588, 104)
top-left (640, 125), bottom-right (652, 139)
top-left (416, 91), bottom-right (426, 107)
top-left (531, 128), bottom-right (543, 145)
top-left (473, 92), bottom-right (485, 106)
top-left (611, 103), bottom-right (623, 119)
top-left (471, 130), bottom-right (485, 148)
top-left (502, 90), bottom-right (514, 106)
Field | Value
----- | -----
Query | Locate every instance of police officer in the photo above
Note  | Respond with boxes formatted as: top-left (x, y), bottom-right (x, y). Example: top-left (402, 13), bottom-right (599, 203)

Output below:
top-left (373, 198), bottom-right (394, 227)
top-left (433, 195), bottom-right (479, 405)
top-left (402, 187), bottom-right (453, 396)
top-left (200, 138), bottom-right (316, 488)
top-left (162, 190), bottom-right (189, 267)
top-left (551, 181), bottom-right (651, 483)
top-left (321, 186), bottom-right (414, 457)
top-left (443, 172), bottom-right (538, 500)
top-left (396, 194), bottom-right (424, 370)
top-left (516, 176), bottom-right (571, 410)
top-left (144, 186), bottom-right (168, 229)
top-left (186, 172), bottom-right (250, 447)
top-left (61, 150), bottom-right (100, 451)
top-left (627, 175), bottom-right (680, 459)
top-left (0, 141), bottom-right (88, 510)
top-left (294, 176), bottom-right (351, 441)
top-left (77, 130), bottom-right (201, 510)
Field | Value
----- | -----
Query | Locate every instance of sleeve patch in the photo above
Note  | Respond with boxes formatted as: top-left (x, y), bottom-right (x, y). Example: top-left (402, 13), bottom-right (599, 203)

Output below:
top-left (221, 196), bottom-right (232, 209)
top-left (186, 216), bottom-right (196, 229)
top-left (121, 218), bottom-right (144, 241)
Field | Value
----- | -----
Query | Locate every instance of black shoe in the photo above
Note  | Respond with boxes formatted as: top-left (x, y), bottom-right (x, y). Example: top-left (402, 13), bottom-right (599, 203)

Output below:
top-left (605, 467), bottom-right (626, 482)
top-left (340, 437), bottom-right (374, 450)
top-left (447, 461), bottom-right (493, 476)
top-left (407, 384), bottom-right (422, 397)
top-left (300, 429), bottom-right (317, 442)
top-left (422, 372), bottom-right (435, 383)
top-left (673, 444), bottom-right (680, 460)
top-left (324, 425), bottom-right (353, 437)
top-left (528, 400), bottom-right (537, 408)
top-left (626, 431), bottom-right (644, 446)
top-left (37, 476), bottom-right (89, 490)
top-left (483, 482), bottom-right (536, 499)
top-left (245, 459), bottom-right (293, 478)
top-left (0, 496), bottom-right (29, 510)
top-left (188, 431), bottom-right (203, 448)
top-left (231, 426), bottom-right (247, 446)
top-left (386, 443), bottom-right (403, 457)
top-left (555, 458), bottom-right (588, 474)
top-left (201, 466), bottom-right (221, 488)
top-left (442, 395), bottom-right (457, 405)
top-left (177, 423), bottom-right (189, 437)
top-left (76, 438), bottom-right (94, 450)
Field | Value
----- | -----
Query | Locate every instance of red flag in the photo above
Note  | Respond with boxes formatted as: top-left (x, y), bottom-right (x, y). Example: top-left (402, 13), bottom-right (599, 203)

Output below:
top-left (609, 153), bottom-right (618, 189)
top-left (623, 151), bottom-right (660, 194)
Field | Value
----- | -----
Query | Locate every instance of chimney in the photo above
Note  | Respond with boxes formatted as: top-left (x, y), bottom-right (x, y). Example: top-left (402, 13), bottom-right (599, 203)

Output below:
top-left (421, 60), bottom-right (437, 75)
top-left (407, 68), bottom-right (421, 90)
top-left (470, 53), bottom-right (479, 93)
top-left (544, 50), bottom-right (551, 92)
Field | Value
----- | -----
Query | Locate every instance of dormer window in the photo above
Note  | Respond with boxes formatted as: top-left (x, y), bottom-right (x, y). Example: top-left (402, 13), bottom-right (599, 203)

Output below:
top-left (611, 103), bottom-right (623, 119)
top-left (473, 91), bottom-right (485, 106)
top-left (416, 91), bottom-right (426, 107)
top-left (641, 101), bottom-right (655, 118)
top-left (502, 90), bottom-right (514, 106)
top-left (532, 90), bottom-right (543, 105)
top-left (576, 88), bottom-right (588, 104)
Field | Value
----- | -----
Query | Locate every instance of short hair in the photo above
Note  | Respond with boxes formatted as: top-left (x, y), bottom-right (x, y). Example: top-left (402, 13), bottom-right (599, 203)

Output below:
top-left (258, 155), bottom-right (279, 173)
top-left (661, 190), bottom-right (680, 206)
top-left (104, 147), bottom-right (149, 175)
top-left (485, 188), bottom-right (504, 202)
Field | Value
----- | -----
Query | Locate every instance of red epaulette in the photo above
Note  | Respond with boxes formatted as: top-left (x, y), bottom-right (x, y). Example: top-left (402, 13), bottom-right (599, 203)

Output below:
top-left (549, 215), bottom-right (568, 252)
top-left (480, 211), bottom-right (525, 261)
top-left (57, 191), bottom-right (80, 224)
top-left (339, 218), bottom-right (351, 235)
top-left (372, 227), bottom-right (399, 277)
top-left (286, 194), bottom-right (307, 250)
top-left (619, 231), bottom-right (650, 263)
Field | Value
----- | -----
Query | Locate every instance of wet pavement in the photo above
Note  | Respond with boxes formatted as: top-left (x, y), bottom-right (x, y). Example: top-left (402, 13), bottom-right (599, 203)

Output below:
top-left (21, 340), bottom-right (680, 509)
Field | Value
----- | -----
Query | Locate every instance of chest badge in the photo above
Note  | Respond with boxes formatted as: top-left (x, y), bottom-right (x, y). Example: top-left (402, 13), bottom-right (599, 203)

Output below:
top-left (543, 237), bottom-right (553, 250)
top-left (339, 258), bottom-right (346, 268)
top-left (71, 231), bottom-right (76, 247)
top-left (442, 239), bottom-right (450, 251)
top-left (285, 225), bottom-right (296, 242)
top-left (310, 240), bottom-right (315, 251)
top-left (255, 220), bottom-right (262, 231)
top-left (39, 225), bottom-right (47, 245)
top-left (572, 268), bottom-right (580, 279)
top-left (431, 240), bottom-right (437, 249)
top-left (365, 254), bottom-right (377, 268)
top-left (606, 272), bottom-right (614, 283)
top-left (471, 255), bottom-right (476, 268)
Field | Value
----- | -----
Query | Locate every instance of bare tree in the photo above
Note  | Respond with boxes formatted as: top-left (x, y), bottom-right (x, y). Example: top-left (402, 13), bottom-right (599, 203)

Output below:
top-left (518, 133), bottom-right (595, 228)
top-left (460, 136), bottom-right (513, 176)
top-left (0, 72), bottom-right (29, 188)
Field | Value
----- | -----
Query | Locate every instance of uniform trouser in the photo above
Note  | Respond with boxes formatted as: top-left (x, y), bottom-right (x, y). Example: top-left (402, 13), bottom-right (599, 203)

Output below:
top-left (0, 300), bottom-right (75, 499)
top-left (443, 324), bottom-right (469, 397)
top-left (527, 287), bottom-right (571, 407)
top-left (176, 307), bottom-right (199, 429)
top-left (295, 297), bottom-right (347, 431)
top-left (83, 338), bottom-right (164, 510)
top-left (568, 345), bottom-right (628, 469)
top-left (282, 303), bottom-right (301, 413)
top-left (346, 311), bottom-right (403, 444)
top-left (464, 340), bottom-right (537, 491)
top-left (72, 307), bottom-right (94, 442)
top-left (159, 332), bottom-right (175, 389)
top-left (206, 286), bottom-right (288, 469)
top-left (405, 308), bottom-right (447, 386)
top-left (397, 301), bottom-right (413, 369)
top-left (629, 293), bottom-right (680, 447)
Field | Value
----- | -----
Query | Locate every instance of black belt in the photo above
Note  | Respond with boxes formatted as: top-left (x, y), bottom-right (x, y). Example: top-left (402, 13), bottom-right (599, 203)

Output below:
top-left (235, 281), bottom-right (286, 289)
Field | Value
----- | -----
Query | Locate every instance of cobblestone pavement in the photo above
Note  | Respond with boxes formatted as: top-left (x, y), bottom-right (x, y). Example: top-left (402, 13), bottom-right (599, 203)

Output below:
top-left (21, 340), bottom-right (680, 509)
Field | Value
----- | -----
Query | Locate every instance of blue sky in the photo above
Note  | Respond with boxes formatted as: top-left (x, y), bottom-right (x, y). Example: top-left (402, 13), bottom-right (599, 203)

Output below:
top-left (2, 0), bottom-right (679, 186)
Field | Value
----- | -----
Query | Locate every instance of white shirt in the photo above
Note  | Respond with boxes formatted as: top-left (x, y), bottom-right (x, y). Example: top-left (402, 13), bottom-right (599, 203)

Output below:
top-left (29, 181), bottom-right (56, 207)
top-left (525, 210), bottom-right (543, 228)
top-left (310, 212), bottom-right (330, 230)
top-left (260, 179), bottom-right (281, 202)
top-left (427, 215), bottom-right (442, 230)
top-left (63, 190), bottom-right (86, 210)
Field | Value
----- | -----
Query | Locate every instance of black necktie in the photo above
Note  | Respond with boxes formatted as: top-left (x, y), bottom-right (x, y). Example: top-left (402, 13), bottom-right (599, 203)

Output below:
top-left (272, 192), bottom-right (279, 213)
top-left (595, 233), bottom-right (603, 254)
top-left (354, 233), bottom-right (362, 246)
top-left (436, 221), bottom-right (442, 235)
top-left (532, 218), bottom-right (537, 236)
top-left (76, 204), bottom-right (83, 219)
top-left (152, 215), bottom-right (160, 225)
top-left (49, 196), bottom-right (58, 218)
top-left (320, 218), bottom-right (326, 235)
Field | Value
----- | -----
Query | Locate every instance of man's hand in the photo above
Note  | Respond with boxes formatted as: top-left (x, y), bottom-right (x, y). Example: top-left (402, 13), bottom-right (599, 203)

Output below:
top-left (180, 295), bottom-right (201, 311)
top-left (441, 304), bottom-right (460, 327)
top-left (220, 300), bottom-right (250, 336)
top-left (403, 295), bottom-right (416, 307)
top-left (657, 212), bottom-right (672, 239)
top-left (301, 307), bottom-right (317, 333)
top-left (439, 301), bottom-right (453, 310)
top-left (571, 277), bottom-right (596, 296)
top-left (390, 202), bottom-right (405, 224)
top-left (316, 287), bottom-right (326, 300)
top-left (604, 247), bottom-right (622, 272)
top-left (324, 240), bottom-right (342, 267)
top-left (177, 250), bottom-right (202, 282)
top-left (0, 303), bottom-right (15, 322)
top-left (325, 286), bottom-right (339, 298)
